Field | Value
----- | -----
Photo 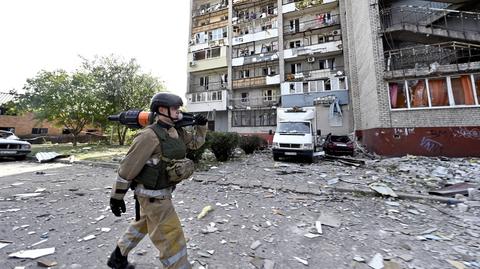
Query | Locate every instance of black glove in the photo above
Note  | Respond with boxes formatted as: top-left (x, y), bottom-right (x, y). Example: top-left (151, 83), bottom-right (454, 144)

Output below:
top-left (194, 114), bottom-right (208, 125)
top-left (110, 198), bottom-right (126, 217)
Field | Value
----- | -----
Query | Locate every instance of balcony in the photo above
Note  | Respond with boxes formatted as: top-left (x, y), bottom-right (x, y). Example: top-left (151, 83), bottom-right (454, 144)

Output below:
top-left (232, 74), bottom-right (280, 89)
top-left (188, 81), bottom-right (228, 94)
top-left (186, 90), bottom-right (228, 113)
top-left (188, 46), bottom-right (228, 72)
top-left (280, 76), bottom-right (349, 108)
top-left (232, 28), bottom-right (279, 45)
top-left (284, 40), bottom-right (342, 60)
top-left (380, 6), bottom-right (480, 42)
top-left (230, 95), bottom-right (281, 109)
top-left (189, 38), bottom-right (228, 53)
top-left (282, 0), bottom-right (338, 15)
top-left (192, 0), bottom-right (228, 18)
top-left (232, 51), bottom-right (279, 66)
top-left (283, 14), bottom-right (340, 35)
top-left (384, 41), bottom-right (480, 73)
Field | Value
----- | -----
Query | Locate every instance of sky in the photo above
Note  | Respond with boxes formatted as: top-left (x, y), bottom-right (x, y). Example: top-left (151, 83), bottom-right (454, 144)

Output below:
top-left (0, 0), bottom-right (190, 99)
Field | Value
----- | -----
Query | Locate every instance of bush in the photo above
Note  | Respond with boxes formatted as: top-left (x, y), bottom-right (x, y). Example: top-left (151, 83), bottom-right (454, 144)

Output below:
top-left (239, 135), bottom-right (265, 154)
top-left (209, 132), bottom-right (239, 162)
top-left (186, 132), bottom-right (213, 163)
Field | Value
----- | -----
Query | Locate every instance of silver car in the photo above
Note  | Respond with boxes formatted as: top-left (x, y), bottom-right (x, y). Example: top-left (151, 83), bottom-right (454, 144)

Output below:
top-left (0, 130), bottom-right (32, 160)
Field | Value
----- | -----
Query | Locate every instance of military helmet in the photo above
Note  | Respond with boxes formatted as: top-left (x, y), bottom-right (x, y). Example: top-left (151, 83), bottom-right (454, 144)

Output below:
top-left (150, 92), bottom-right (183, 112)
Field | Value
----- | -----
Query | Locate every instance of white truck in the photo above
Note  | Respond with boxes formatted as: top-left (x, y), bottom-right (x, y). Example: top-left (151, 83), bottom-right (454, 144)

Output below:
top-left (272, 107), bottom-right (321, 162)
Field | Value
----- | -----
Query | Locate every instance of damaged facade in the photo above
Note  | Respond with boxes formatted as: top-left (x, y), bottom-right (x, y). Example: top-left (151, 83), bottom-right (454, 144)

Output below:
top-left (187, 0), bottom-right (480, 157)
top-left (346, 0), bottom-right (480, 157)
top-left (187, 0), bottom-right (353, 138)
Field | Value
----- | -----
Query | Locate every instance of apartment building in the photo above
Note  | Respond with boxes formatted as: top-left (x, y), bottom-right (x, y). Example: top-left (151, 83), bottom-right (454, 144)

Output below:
top-left (187, 0), bottom-right (353, 137)
top-left (187, 0), bottom-right (479, 156)
top-left (344, 0), bottom-right (480, 156)
top-left (187, 0), bottom-right (230, 132)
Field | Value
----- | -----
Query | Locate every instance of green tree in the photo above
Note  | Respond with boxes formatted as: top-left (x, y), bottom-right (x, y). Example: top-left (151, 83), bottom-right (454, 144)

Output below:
top-left (20, 70), bottom-right (101, 146)
top-left (81, 55), bottom-right (165, 145)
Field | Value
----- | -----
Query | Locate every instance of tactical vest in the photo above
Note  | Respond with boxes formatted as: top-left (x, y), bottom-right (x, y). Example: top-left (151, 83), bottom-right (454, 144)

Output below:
top-left (135, 124), bottom-right (187, 190)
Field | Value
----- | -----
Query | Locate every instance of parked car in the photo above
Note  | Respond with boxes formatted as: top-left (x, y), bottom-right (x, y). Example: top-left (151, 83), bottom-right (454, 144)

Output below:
top-left (0, 130), bottom-right (31, 160)
top-left (323, 133), bottom-right (355, 156)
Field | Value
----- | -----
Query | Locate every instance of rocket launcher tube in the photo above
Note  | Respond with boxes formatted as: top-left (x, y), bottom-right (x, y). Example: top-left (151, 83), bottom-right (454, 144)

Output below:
top-left (108, 110), bottom-right (200, 129)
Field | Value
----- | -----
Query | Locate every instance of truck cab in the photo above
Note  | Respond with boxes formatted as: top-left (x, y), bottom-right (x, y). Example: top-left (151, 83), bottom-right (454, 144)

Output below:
top-left (272, 107), bottom-right (320, 162)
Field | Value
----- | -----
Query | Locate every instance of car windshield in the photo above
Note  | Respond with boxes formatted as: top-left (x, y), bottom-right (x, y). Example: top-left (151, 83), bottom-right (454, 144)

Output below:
top-left (278, 122), bottom-right (310, 134)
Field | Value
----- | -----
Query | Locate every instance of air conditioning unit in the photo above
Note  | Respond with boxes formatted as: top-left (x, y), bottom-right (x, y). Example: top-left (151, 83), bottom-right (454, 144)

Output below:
top-left (331, 29), bottom-right (341, 35)
top-left (307, 57), bottom-right (315, 63)
top-left (190, 61), bottom-right (196, 67)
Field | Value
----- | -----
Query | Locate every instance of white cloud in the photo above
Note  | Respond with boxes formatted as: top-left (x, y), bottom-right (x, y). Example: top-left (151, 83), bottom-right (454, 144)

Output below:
top-left (0, 0), bottom-right (189, 98)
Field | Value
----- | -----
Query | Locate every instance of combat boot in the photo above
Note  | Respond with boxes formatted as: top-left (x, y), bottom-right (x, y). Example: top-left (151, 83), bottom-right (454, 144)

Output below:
top-left (107, 246), bottom-right (135, 269)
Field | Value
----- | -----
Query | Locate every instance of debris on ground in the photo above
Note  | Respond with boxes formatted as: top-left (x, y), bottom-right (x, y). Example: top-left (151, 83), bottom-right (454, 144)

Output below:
top-left (9, 247), bottom-right (55, 259)
top-left (35, 152), bottom-right (69, 163)
top-left (197, 205), bottom-right (214, 219)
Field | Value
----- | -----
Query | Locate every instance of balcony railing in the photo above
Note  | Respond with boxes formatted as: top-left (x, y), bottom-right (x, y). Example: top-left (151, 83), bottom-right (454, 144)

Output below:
top-left (282, 0), bottom-right (336, 9)
top-left (285, 67), bottom-right (345, 81)
top-left (283, 14), bottom-right (340, 34)
top-left (380, 6), bottom-right (480, 34)
top-left (193, 0), bottom-right (228, 17)
top-left (189, 81), bottom-right (228, 93)
top-left (230, 95), bottom-right (280, 108)
top-left (232, 51), bottom-right (279, 66)
top-left (232, 76), bottom-right (268, 89)
top-left (384, 41), bottom-right (480, 71)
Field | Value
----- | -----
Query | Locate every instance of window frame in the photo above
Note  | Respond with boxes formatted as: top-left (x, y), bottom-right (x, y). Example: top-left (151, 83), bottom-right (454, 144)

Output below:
top-left (388, 74), bottom-right (480, 111)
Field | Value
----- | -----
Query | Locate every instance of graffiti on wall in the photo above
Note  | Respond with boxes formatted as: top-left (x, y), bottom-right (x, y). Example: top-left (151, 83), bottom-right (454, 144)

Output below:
top-left (420, 137), bottom-right (443, 153)
top-left (393, 128), bottom-right (415, 136)
top-left (453, 128), bottom-right (480, 140)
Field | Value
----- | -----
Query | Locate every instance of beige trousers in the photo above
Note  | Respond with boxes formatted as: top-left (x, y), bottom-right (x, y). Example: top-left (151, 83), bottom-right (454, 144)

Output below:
top-left (117, 196), bottom-right (190, 269)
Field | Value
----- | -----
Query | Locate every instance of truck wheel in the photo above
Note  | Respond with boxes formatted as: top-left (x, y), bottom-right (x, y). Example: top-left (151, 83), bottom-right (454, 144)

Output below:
top-left (305, 156), bottom-right (314, 163)
top-left (273, 154), bottom-right (280, 161)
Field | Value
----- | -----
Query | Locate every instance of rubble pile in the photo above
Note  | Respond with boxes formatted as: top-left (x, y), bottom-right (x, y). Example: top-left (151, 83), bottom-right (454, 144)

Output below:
top-left (0, 154), bottom-right (478, 268)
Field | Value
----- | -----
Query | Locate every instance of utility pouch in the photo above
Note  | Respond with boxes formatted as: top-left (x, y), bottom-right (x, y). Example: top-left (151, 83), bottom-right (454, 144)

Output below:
top-left (166, 158), bottom-right (195, 183)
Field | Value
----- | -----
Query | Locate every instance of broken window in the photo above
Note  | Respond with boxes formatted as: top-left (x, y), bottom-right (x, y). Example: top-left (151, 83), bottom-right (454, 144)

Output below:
top-left (407, 79), bottom-right (428, 108)
top-left (428, 78), bottom-right (449, 107)
top-left (240, 70), bottom-right (250, 79)
top-left (289, 19), bottom-right (300, 32)
top-left (338, 77), bottom-right (346, 90)
top-left (193, 50), bottom-right (206, 61)
top-left (241, 92), bottom-right (249, 102)
top-left (289, 40), bottom-right (301, 49)
top-left (199, 76), bottom-right (209, 90)
top-left (450, 75), bottom-right (475, 105)
top-left (32, 128), bottom-right (48, 135)
top-left (291, 63), bottom-right (302, 73)
top-left (324, 79), bottom-right (331, 91)
top-left (389, 81), bottom-right (408, 109)
top-left (263, 89), bottom-right (276, 101)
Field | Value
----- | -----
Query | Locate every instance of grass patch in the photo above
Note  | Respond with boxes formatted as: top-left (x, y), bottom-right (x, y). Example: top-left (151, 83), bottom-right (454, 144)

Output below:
top-left (30, 143), bottom-right (129, 162)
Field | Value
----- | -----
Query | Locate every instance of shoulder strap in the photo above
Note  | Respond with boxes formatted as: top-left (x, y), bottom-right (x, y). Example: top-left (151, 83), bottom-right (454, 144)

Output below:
top-left (148, 124), bottom-right (172, 163)
top-left (148, 124), bottom-right (168, 141)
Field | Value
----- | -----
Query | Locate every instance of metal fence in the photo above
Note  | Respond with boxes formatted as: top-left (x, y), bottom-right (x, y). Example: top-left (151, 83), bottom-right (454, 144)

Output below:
top-left (380, 5), bottom-right (480, 34)
top-left (384, 42), bottom-right (480, 71)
